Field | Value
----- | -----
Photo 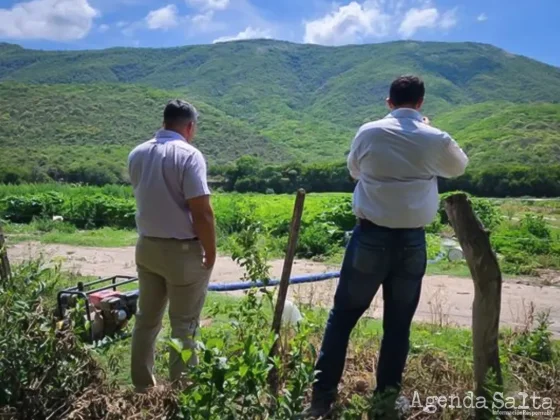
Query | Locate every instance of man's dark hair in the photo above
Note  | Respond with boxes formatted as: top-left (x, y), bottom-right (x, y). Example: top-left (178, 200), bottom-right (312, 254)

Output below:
top-left (163, 99), bottom-right (198, 127)
top-left (389, 75), bottom-right (425, 107)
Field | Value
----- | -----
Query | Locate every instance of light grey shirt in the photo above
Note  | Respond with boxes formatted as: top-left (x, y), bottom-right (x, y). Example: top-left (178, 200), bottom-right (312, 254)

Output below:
top-left (128, 129), bottom-right (210, 239)
top-left (347, 108), bottom-right (468, 229)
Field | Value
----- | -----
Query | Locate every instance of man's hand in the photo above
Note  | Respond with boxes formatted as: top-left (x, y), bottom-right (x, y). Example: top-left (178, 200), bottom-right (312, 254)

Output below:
top-left (203, 250), bottom-right (216, 270)
top-left (187, 195), bottom-right (217, 270)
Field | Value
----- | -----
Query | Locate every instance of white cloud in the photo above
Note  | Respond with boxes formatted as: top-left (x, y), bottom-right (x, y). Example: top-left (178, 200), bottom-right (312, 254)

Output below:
top-left (186, 0), bottom-right (229, 11)
top-left (477, 13), bottom-right (488, 22)
top-left (116, 20), bottom-right (128, 28)
top-left (398, 7), bottom-right (439, 37)
top-left (304, 1), bottom-right (459, 45)
top-left (0, 0), bottom-right (98, 41)
top-left (439, 8), bottom-right (457, 29)
top-left (213, 26), bottom-right (271, 43)
top-left (190, 11), bottom-right (217, 31)
top-left (304, 1), bottom-right (391, 45)
top-left (98, 24), bottom-right (110, 33)
top-left (146, 4), bottom-right (179, 30)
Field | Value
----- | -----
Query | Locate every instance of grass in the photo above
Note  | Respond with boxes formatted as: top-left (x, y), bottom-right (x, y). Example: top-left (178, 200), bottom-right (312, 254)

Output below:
top-left (3, 223), bottom-right (138, 247)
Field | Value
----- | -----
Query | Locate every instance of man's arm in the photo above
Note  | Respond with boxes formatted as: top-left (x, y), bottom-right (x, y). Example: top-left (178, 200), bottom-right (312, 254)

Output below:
top-left (347, 130), bottom-right (365, 180)
top-left (188, 195), bottom-right (216, 269)
top-left (433, 133), bottom-right (469, 178)
top-left (183, 151), bottom-right (216, 269)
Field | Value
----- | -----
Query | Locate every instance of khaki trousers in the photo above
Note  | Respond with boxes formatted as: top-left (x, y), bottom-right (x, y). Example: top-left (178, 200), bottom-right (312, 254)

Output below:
top-left (131, 236), bottom-right (212, 391)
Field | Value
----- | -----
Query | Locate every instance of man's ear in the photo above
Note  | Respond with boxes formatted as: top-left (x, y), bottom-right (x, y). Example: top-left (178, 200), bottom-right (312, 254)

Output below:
top-left (416, 98), bottom-right (424, 110)
top-left (386, 97), bottom-right (394, 110)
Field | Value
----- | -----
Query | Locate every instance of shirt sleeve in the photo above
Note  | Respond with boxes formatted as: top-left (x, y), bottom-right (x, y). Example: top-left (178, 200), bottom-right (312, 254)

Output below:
top-left (182, 151), bottom-right (211, 200)
top-left (432, 133), bottom-right (469, 178)
top-left (347, 129), bottom-right (365, 180)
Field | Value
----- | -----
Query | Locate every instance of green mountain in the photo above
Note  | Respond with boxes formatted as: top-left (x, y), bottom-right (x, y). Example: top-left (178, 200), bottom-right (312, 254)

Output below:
top-left (0, 39), bottom-right (559, 184)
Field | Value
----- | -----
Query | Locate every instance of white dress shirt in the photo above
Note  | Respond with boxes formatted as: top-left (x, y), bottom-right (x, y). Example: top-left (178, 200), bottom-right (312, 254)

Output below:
top-left (347, 108), bottom-right (468, 229)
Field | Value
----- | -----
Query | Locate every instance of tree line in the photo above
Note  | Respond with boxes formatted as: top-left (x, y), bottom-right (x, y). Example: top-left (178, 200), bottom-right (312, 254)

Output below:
top-left (1, 155), bottom-right (559, 197)
top-left (211, 156), bottom-right (560, 198)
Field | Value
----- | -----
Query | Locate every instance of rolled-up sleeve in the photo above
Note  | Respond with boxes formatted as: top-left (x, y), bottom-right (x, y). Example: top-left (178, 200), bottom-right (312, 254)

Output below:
top-left (433, 133), bottom-right (469, 178)
top-left (182, 151), bottom-right (211, 200)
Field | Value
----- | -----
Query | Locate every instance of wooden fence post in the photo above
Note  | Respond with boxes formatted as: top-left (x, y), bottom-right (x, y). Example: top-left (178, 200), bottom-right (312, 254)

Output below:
top-left (0, 224), bottom-right (11, 281)
top-left (268, 188), bottom-right (306, 394)
top-left (444, 193), bottom-right (503, 418)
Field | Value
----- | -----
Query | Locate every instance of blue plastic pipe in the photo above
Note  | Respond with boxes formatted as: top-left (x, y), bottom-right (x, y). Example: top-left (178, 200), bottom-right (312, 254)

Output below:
top-left (207, 271), bottom-right (340, 291)
top-left (206, 250), bottom-right (445, 292)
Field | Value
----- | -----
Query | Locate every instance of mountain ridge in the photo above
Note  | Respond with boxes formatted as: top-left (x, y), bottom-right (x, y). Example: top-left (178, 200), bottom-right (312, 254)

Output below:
top-left (0, 39), bottom-right (559, 184)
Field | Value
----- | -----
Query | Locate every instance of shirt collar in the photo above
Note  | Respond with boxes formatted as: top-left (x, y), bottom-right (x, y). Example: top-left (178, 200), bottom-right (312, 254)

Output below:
top-left (385, 108), bottom-right (424, 122)
top-left (155, 129), bottom-right (186, 143)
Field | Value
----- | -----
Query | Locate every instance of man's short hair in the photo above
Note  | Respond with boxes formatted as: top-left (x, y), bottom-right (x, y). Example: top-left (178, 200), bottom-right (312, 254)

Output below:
top-left (389, 75), bottom-right (425, 107)
top-left (163, 99), bottom-right (198, 126)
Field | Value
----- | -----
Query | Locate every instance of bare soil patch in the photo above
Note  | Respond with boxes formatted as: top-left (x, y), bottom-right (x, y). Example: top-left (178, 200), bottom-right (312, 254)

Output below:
top-left (8, 241), bottom-right (560, 337)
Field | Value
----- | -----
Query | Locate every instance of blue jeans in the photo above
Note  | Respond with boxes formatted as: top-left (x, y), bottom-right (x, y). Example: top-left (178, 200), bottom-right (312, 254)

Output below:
top-left (313, 221), bottom-right (426, 400)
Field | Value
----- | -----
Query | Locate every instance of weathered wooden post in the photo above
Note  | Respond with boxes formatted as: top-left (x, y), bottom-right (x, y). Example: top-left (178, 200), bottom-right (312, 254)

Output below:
top-left (444, 193), bottom-right (503, 418)
top-left (268, 188), bottom-right (306, 394)
top-left (0, 224), bottom-right (11, 281)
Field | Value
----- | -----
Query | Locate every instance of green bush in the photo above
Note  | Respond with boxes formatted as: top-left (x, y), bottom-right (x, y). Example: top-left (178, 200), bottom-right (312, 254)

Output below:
top-left (510, 312), bottom-right (555, 362)
top-left (318, 197), bottom-right (355, 232)
top-left (297, 222), bottom-right (339, 258)
top-left (1, 192), bottom-right (64, 223)
top-left (0, 261), bottom-right (101, 417)
top-left (426, 234), bottom-right (442, 260)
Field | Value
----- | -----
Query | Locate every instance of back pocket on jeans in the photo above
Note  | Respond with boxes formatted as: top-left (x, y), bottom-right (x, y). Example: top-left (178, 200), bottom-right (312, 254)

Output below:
top-left (402, 245), bottom-right (427, 277)
top-left (352, 244), bottom-right (386, 274)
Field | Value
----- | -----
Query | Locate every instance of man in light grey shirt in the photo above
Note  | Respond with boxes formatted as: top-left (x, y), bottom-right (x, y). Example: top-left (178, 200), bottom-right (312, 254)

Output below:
top-left (308, 76), bottom-right (468, 418)
top-left (128, 99), bottom-right (216, 392)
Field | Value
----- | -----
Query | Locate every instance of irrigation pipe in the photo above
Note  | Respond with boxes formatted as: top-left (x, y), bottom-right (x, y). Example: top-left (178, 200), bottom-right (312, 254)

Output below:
top-left (207, 250), bottom-right (447, 292)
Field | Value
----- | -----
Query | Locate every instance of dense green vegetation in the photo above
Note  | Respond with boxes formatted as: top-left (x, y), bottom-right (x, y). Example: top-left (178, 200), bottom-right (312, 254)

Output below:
top-left (214, 156), bottom-right (560, 197)
top-left (1, 186), bottom-right (559, 275)
top-left (1, 40), bottom-right (559, 193)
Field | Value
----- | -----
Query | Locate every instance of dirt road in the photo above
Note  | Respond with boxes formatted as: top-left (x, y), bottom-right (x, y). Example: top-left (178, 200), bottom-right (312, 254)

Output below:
top-left (9, 242), bottom-right (560, 336)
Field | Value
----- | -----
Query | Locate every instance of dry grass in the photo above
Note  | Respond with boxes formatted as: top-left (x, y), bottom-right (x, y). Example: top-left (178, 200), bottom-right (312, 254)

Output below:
top-left (65, 385), bottom-right (179, 420)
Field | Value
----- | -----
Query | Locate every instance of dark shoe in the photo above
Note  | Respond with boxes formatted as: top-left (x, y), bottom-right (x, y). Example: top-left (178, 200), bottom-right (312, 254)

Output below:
top-left (303, 393), bottom-right (335, 419)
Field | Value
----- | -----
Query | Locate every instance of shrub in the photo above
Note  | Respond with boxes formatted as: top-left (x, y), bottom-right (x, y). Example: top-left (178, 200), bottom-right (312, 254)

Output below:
top-left (1, 192), bottom-right (64, 223)
top-left (296, 223), bottom-right (337, 258)
top-left (318, 197), bottom-right (355, 232)
top-left (426, 233), bottom-right (442, 261)
top-left (510, 312), bottom-right (555, 362)
top-left (0, 260), bottom-right (102, 418)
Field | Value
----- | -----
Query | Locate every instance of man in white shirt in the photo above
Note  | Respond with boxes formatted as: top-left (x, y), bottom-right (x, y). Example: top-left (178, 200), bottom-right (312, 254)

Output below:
top-left (128, 100), bottom-right (217, 392)
top-left (307, 76), bottom-right (468, 418)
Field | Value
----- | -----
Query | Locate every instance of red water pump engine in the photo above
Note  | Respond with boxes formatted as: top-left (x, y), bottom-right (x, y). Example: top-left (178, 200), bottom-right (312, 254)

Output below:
top-left (57, 276), bottom-right (139, 343)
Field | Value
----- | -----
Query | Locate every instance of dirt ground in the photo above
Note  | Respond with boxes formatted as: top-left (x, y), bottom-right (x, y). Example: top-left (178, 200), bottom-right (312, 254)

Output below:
top-left (9, 241), bottom-right (560, 337)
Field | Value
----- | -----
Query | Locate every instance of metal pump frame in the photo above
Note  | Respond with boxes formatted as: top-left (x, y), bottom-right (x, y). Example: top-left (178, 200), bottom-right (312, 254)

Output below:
top-left (57, 275), bottom-right (139, 342)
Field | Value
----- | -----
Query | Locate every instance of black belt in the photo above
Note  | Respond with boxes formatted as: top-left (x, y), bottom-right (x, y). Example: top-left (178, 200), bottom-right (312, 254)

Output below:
top-left (358, 218), bottom-right (384, 229)
top-left (142, 235), bottom-right (198, 241)
top-left (358, 218), bottom-right (424, 232)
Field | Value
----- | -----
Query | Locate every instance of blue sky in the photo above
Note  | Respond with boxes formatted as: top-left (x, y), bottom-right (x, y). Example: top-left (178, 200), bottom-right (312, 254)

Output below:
top-left (0, 0), bottom-right (558, 66)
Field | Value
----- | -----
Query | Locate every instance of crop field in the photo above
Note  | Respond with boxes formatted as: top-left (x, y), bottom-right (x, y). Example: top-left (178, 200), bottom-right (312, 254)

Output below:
top-left (1, 184), bottom-right (559, 276)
